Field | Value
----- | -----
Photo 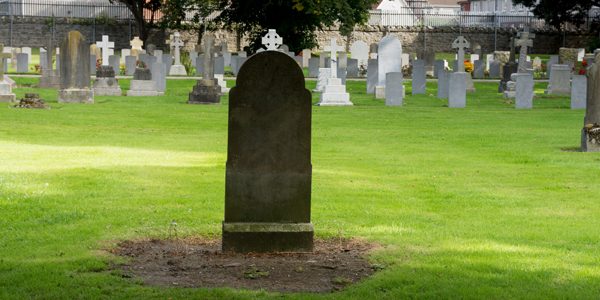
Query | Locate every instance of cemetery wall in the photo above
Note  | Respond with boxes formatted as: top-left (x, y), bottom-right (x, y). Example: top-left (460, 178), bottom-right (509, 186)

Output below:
top-left (0, 16), bottom-right (595, 55)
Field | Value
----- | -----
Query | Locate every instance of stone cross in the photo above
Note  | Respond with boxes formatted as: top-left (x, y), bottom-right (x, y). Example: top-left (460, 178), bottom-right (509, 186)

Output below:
top-left (324, 38), bottom-right (343, 78)
top-left (515, 29), bottom-right (535, 73)
top-left (203, 33), bottom-right (215, 80)
top-left (261, 29), bottom-right (283, 51)
top-left (172, 32), bottom-right (184, 65)
top-left (130, 37), bottom-right (143, 51)
top-left (96, 35), bottom-right (114, 66)
top-left (452, 36), bottom-right (470, 73)
top-left (0, 44), bottom-right (11, 78)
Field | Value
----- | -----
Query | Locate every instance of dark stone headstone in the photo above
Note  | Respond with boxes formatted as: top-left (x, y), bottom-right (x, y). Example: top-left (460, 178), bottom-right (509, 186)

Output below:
top-left (223, 51), bottom-right (313, 253)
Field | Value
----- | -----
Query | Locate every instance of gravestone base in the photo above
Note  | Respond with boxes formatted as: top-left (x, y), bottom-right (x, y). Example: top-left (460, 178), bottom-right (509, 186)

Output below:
top-left (188, 79), bottom-right (221, 104)
top-left (0, 82), bottom-right (16, 103)
top-left (127, 80), bottom-right (163, 96)
top-left (93, 77), bottom-right (122, 96)
top-left (222, 222), bottom-right (314, 253)
top-left (169, 64), bottom-right (187, 76)
top-left (58, 88), bottom-right (94, 104)
top-left (375, 86), bottom-right (385, 99)
top-left (317, 78), bottom-right (353, 106)
top-left (582, 127), bottom-right (600, 152)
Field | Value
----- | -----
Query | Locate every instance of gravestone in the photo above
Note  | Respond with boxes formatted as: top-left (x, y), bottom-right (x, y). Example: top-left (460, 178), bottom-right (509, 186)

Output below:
top-left (223, 50), bottom-right (313, 253)
top-left (515, 73), bottom-right (534, 109)
top-left (127, 67), bottom-right (162, 96)
top-left (582, 54), bottom-right (600, 152)
top-left (546, 65), bottom-right (571, 95)
top-left (347, 59), bottom-right (359, 78)
top-left (125, 56), bottom-right (136, 75)
top-left (169, 32), bottom-right (187, 75)
top-left (412, 59), bottom-right (426, 95)
top-left (376, 35), bottom-right (402, 99)
top-left (16, 53), bottom-right (29, 73)
top-left (449, 72), bottom-right (466, 108)
top-left (130, 37), bottom-right (144, 56)
top-left (317, 39), bottom-right (352, 106)
top-left (473, 60), bottom-right (485, 79)
top-left (489, 61), bottom-right (501, 78)
top-left (308, 57), bottom-right (319, 77)
top-left (437, 69), bottom-right (449, 99)
top-left (58, 31), bottom-right (93, 103)
top-left (367, 59), bottom-right (378, 94)
top-left (571, 75), bottom-right (587, 109)
top-left (302, 49), bottom-right (311, 67)
top-left (385, 72), bottom-right (404, 106)
top-left (188, 33), bottom-right (221, 104)
top-left (90, 54), bottom-right (97, 75)
top-left (109, 55), bottom-right (120, 74)
top-left (0, 44), bottom-right (16, 102)
top-left (350, 40), bottom-right (369, 68)
top-left (152, 60), bottom-right (166, 93)
top-left (96, 35), bottom-right (115, 66)
top-left (434, 60), bottom-right (446, 78)
top-left (93, 65), bottom-right (122, 96)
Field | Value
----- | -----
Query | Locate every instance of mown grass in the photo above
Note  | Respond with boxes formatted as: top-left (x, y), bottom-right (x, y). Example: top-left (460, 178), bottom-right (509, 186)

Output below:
top-left (1, 76), bottom-right (599, 299)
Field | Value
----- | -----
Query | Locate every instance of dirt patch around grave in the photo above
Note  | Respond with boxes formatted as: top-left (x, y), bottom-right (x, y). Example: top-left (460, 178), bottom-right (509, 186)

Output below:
top-left (109, 237), bottom-right (380, 293)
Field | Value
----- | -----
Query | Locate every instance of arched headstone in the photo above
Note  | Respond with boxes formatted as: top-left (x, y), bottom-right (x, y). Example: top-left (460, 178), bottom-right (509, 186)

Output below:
top-left (223, 51), bottom-right (313, 253)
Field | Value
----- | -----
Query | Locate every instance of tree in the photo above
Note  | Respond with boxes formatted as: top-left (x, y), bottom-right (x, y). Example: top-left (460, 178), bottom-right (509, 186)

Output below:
top-left (160, 0), bottom-right (226, 47)
top-left (512, 0), bottom-right (600, 30)
top-left (217, 0), bottom-right (378, 53)
top-left (109, 0), bottom-right (162, 43)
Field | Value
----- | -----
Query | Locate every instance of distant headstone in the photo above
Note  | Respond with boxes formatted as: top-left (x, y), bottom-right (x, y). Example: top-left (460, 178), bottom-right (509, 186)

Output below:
top-left (223, 50), bottom-right (314, 253)
top-left (437, 69), bottom-right (449, 99)
top-left (188, 33), bottom-right (221, 104)
top-left (546, 64), bottom-right (571, 95)
top-left (571, 75), bottom-right (587, 109)
top-left (582, 54), bottom-right (600, 152)
top-left (412, 59), bottom-right (426, 95)
top-left (473, 60), bottom-right (485, 79)
top-left (58, 31), bottom-right (93, 103)
top-left (308, 57), bottom-right (319, 77)
top-left (449, 72), bottom-right (466, 108)
top-left (125, 56), bottom-right (136, 76)
top-left (16, 53), bottom-right (29, 73)
top-left (367, 59), bottom-right (378, 94)
top-left (385, 72), bottom-right (404, 106)
top-left (515, 73), bottom-right (534, 109)
top-left (376, 35), bottom-right (402, 99)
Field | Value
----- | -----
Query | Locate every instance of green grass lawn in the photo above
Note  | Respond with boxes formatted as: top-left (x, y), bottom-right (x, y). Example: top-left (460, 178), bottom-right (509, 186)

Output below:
top-left (1, 77), bottom-right (599, 299)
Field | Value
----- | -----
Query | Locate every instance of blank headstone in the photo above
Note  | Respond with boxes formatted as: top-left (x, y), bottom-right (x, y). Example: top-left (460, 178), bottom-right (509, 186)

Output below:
top-left (16, 53), bottom-right (29, 73)
top-left (449, 72), bottom-right (467, 108)
top-left (571, 75), bottom-right (587, 109)
top-left (437, 70), bottom-right (450, 99)
top-left (412, 60), bottom-right (426, 95)
top-left (385, 72), bottom-right (404, 106)
top-left (367, 59), bottom-right (378, 94)
top-left (223, 51), bottom-right (313, 253)
top-left (515, 73), bottom-right (534, 109)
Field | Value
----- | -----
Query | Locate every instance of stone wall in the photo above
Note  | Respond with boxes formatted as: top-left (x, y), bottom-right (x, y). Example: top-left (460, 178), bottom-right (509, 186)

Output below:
top-left (1, 16), bottom-right (595, 55)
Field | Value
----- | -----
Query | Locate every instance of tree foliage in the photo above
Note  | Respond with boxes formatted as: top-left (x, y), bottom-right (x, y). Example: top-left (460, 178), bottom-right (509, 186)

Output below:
top-left (109, 0), bottom-right (162, 42)
top-left (513, 0), bottom-right (600, 30)
top-left (160, 0), bottom-right (226, 46)
top-left (217, 0), bottom-right (378, 53)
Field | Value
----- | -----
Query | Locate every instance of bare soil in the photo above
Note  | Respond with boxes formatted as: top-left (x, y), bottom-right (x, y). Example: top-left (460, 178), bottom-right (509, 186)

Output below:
top-left (110, 237), bottom-right (379, 293)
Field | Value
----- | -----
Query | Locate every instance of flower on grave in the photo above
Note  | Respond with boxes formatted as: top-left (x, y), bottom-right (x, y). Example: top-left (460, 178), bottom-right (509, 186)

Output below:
top-left (464, 60), bottom-right (474, 73)
top-left (136, 60), bottom-right (147, 69)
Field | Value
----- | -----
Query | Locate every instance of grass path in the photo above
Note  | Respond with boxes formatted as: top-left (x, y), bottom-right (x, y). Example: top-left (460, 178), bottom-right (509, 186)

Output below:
top-left (1, 77), bottom-right (599, 299)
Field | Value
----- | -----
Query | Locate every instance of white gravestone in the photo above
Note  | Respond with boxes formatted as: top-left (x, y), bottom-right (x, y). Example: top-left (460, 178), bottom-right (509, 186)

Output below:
top-left (376, 35), bottom-right (402, 99)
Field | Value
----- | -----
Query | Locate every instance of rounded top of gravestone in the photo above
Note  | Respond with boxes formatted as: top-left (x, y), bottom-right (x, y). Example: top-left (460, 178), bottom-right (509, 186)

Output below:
top-left (235, 51), bottom-right (307, 92)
